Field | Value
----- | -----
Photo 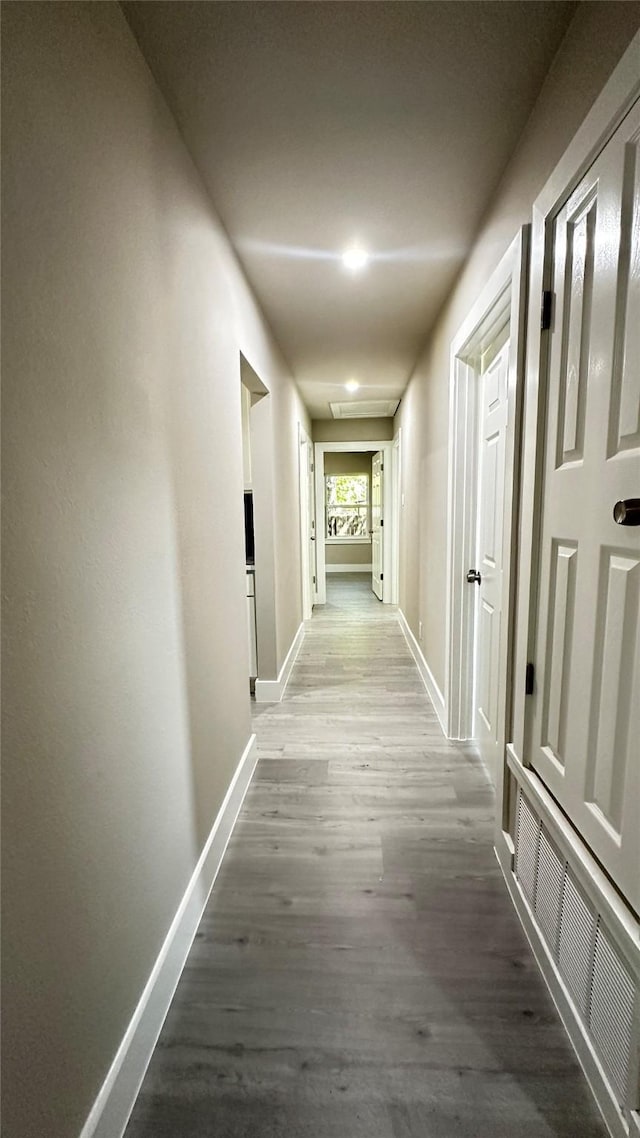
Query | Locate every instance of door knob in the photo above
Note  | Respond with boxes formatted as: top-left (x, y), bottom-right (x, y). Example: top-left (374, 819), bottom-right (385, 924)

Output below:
top-left (613, 499), bottom-right (640, 526)
top-left (466, 569), bottom-right (481, 584)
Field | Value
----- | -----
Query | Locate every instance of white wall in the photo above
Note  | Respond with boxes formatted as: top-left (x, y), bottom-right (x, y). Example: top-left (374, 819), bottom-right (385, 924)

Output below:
top-left (1, 4), bottom-right (308, 1136)
top-left (312, 417), bottom-right (394, 442)
top-left (396, 0), bottom-right (640, 694)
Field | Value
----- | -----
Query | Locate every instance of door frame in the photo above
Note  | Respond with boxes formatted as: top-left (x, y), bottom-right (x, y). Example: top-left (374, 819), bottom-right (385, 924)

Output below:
top-left (314, 440), bottom-right (395, 605)
top-left (444, 229), bottom-right (529, 796)
top-left (240, 354), bottom-right (279, 684)
top-left (391, 428), bottom-right (402, 606)
top-left (298, 423), bottom-right (315, 621)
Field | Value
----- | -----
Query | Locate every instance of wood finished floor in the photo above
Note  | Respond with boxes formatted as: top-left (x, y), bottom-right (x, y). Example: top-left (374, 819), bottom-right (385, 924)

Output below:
top-left (125, 575), bottom-right (606, 1138)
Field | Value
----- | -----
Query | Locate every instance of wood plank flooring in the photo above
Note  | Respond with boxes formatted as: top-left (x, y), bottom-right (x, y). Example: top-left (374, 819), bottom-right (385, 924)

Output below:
top-left (125, 574), bottom-right (606, 1138)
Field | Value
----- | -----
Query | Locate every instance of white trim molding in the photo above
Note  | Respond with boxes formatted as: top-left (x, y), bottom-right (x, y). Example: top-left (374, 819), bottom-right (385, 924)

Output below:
top-left (391, 429), bottom-right (402, 607)
top-left (445, 229), bottom-right (529, 758)
top-left (80, 733), bottom-right (259, 1138)
top-left (254, 621), bottom-right (304, 703)
top-left (397, 609), bottom-right (447, 734)
top-left (326, 563), bottom-right (372, 574)
top-left (326, 536), bottom-right (371, 545)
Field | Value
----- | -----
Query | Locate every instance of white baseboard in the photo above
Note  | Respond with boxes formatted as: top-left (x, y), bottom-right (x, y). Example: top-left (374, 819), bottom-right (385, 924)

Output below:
top-left (326, 564), bottom-right (372, 573)
top-left (254, 622), bottom-right (304, 703)
top-left (397, 608), bottom-right (447, 735)
top-left (80, 733), bottom-right (259, 1138)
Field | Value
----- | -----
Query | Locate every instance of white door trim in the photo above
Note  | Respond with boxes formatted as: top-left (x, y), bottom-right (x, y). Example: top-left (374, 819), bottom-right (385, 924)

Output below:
top-left (444, 228), bottom-right (529, 805)
top-left (314, 440), bottom-right (395, 605)
top-left (391, 429), bottom-right (402, 606)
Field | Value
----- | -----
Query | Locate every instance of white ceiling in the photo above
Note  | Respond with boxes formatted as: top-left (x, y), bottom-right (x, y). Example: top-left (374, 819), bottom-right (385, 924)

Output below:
top-left (123, 1), bottom-right (576, 418)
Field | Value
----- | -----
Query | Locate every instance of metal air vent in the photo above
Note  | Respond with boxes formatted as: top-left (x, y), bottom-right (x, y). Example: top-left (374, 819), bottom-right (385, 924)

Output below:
top-left (535, 827), bottom-right (564, 952)
top-left (558, 869), bottom-right (595, 1018)
top-left (513, 787), bottom-right (639, 1112)
top-left (515, 792), bottom-right (540, 904)
top-left (589, 922), bottom-right (635, 1103)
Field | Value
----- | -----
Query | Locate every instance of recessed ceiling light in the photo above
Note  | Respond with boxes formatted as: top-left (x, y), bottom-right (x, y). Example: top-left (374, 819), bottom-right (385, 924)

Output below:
top-left (342, 247), bottom-right (369, 273)
top-left (345, 380), bottom-right (359, 393)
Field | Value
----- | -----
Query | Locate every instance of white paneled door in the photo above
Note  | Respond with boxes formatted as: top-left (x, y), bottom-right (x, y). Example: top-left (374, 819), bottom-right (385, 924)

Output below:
top-left (527, 101), bottom-right (640, 912)
top-left (474, 342), bottom-right (510, 782)
top-left (304, 433), bottom-right (316, 611)
top-left (299, 429), bottom-right (316, 619)
top-left (372, 451), bottom-right (383, 600)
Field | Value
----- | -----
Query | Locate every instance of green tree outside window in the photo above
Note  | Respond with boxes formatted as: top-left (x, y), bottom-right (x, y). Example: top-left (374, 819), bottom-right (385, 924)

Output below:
top-left (325, 475), bottom-right (369, 538)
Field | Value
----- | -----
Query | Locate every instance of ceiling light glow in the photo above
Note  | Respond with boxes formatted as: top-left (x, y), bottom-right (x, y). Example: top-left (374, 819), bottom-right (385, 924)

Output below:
top-left (342, 247), bottom-right (369, 273)
top-left (345, 380), bottom-right (359, 393)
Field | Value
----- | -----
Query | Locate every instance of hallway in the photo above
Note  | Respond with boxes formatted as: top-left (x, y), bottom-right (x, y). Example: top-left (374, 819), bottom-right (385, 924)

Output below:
top-left (125, 576), bottom-right (605, 1138)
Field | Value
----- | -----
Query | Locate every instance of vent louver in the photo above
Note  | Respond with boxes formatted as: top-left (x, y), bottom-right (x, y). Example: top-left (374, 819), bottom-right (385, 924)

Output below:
top-left (515, 793), bottom-right (540, 904)
top-left (513, 788), bottom-right (638, 1110)
top-left (535, 828), bottom-right (564, 953)
top-left (590, 922), bottom-right (634, 1102)
top-left (558, 870), bottom-right (595, 1018)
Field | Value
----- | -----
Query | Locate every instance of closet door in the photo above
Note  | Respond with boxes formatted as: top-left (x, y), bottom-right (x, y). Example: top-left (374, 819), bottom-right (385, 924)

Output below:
top-left (371, 452), bottom-right (383, 600)
top-left (527, 102), bottom-right (640, 911)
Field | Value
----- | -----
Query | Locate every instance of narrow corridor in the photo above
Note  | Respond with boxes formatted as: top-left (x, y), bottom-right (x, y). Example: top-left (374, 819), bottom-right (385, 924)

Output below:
top-left (125, 576), bottom-right (606, 1138)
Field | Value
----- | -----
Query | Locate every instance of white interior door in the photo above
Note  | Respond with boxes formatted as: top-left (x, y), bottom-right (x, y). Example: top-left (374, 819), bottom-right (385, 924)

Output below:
top-left (306, 437), bottom-right (316, 607)
top-left (391, 432), bottom-right (402, 606)
top-left (371, 451), bottom-right (383, 600)
top-left (527, 101), bottom-right (640, 911)
top-left (299, 429), bottom-right (316, 619)
top-left (473, 342), bottom-right (510, 781)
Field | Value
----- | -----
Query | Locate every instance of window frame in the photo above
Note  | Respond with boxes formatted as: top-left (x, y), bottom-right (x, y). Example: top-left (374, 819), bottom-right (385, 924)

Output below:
top-left (324, 472), bottom-right (371, 543)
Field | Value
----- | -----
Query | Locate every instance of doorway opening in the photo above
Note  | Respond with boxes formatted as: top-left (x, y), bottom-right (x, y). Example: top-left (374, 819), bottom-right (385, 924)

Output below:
top-left (325, 452), bottom-right (375, 592)
top-left (239, 354), bottom-right (279, 701)
top-left (313, 439), bottom-right (397, 606)
top-left (445, 230), bottom-right (529, 804)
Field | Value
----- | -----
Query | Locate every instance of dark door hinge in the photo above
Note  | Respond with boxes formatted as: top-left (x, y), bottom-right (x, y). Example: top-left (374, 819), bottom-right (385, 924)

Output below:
top-left (380, 573), bottom-right (384, 581)
top-left (541, 290), bottom-right (553, 331)
top-left (380, 518), bottom-right (384, 527)
top-left (525, 662), bottom-right (535, 695)
top-left (312, 575), bottom-right (316, 585)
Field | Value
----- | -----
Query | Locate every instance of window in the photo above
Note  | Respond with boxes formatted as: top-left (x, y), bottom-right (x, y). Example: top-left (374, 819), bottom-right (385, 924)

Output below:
top-left (325, 474), bottom-right (369, 539)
